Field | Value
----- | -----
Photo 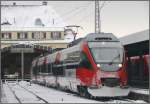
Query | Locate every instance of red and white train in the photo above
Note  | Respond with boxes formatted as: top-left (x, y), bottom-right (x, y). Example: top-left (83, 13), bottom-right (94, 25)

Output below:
top-left (31, 33), bottom-right (130, 98)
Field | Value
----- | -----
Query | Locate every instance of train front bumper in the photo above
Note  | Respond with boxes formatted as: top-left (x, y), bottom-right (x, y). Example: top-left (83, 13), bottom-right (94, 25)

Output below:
top-left (87, 86), bottom-right (130, 97)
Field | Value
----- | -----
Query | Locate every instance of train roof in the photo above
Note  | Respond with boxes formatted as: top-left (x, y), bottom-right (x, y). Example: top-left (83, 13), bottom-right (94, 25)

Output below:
top-left (68, 32), bottom-right (120, 47)
top-left (85, 33), bottom-right (119, 42)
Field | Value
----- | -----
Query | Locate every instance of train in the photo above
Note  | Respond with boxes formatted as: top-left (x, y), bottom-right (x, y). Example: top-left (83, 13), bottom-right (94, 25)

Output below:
top-left (31, 33), bottom-right (130, 98)
top-left (127, 54), bottom-right (149, 86)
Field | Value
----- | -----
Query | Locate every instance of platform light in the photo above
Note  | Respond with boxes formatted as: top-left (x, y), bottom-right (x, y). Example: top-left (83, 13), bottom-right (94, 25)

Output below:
top-left (118, 64), bottom-right (122, 67)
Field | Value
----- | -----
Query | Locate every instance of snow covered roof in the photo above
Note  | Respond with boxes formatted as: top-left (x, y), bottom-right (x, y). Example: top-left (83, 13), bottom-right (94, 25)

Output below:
top-left (1, 27), bottom-right (64, 32)
top-left (1, 5), bottom-right (66, 28)
top-left (119, 29), bottom-right (149, 45)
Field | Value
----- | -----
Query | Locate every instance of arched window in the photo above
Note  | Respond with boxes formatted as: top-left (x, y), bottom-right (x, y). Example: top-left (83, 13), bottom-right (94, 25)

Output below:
top-left (35, 18), bottom-right (44, 26)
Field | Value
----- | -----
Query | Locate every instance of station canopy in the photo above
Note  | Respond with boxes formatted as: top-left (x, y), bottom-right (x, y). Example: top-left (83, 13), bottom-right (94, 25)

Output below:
top-left (119, 29), bottom-right (149, 57)
top-left (1, 43), bottom-right (52, 54)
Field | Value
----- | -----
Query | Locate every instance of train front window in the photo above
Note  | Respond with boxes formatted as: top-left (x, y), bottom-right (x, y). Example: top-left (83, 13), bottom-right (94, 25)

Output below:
top-left (90, 47), bottom-right (123, 63)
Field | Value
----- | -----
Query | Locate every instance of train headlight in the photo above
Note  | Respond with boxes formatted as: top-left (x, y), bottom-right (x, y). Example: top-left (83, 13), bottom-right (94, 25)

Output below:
top-left (118, 64), bottom-right (122, 67)
top-left (97, 64), bottom-right (101, 67)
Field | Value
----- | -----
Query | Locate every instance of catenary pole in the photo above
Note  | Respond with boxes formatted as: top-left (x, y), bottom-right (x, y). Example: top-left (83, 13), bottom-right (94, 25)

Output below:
top-left (95, 0), bottom-right (100, 33)
top-left (0, 0), bottom-right (2, 102)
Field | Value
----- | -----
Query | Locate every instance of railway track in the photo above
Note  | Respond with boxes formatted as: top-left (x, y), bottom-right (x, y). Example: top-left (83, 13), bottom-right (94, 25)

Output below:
top-left (35, 81), bottom-right (144, 103)
top-left (6, 81), bottom-right (49, 103)
top-left (5, 81), bottom-right (148, 103)
top-left (6, 82), bottom-right (22, 103)
top-left (78, 93), bottom-right (136, 103)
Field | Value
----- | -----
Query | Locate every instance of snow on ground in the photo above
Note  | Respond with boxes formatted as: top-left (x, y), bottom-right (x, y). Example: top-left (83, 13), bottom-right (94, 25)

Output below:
top-left (2, 83), bottom-right (18, 103)
top-left (131, 88), bottom-right (149, 95)
top-left (2, 81), bottom-right (101, 103)
top-left (19, 81), bottom-right (101, 103)
top-left (1, 81), bottom-right (147, 103)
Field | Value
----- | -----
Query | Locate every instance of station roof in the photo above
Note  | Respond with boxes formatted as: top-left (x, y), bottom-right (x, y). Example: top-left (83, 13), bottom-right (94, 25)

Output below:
top-left (119, 29), bottom-right (149, 45)
top-left (1, 4), bottom-right (66, 27)
top-left (1, 43), bottom-right (51, 53)
top-left (119, 29), bottom-right (149, 57)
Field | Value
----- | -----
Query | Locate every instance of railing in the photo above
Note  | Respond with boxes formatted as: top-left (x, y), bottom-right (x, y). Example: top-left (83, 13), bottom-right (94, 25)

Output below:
top-left (2, 78), bottom-right (31, 82)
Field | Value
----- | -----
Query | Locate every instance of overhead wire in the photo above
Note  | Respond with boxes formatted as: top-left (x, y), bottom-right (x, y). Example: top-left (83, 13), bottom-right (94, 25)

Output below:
top-left (54, 2), bottom-right (93, 25)
top-left (75, 3), bottom-right (94, 24)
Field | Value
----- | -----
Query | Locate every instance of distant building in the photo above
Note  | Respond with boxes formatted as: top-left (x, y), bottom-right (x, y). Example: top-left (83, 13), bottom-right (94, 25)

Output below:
top-left (1, 3), bottom-right (74, 49)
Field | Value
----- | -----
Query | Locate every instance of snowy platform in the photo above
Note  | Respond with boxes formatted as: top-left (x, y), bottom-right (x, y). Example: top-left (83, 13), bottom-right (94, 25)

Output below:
top-left (127, 87), bottom-right (149, 103)
top-left (130, 87), bottom-right (149, 95)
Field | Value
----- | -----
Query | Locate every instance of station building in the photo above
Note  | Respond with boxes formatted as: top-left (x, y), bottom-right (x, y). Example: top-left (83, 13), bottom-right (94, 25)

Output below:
top-left (1, 2), bottom-right (74, 49)
top-left (1, 2), bottom-right (74, 80)
top-left (1, 27), bottom-right (68, 49)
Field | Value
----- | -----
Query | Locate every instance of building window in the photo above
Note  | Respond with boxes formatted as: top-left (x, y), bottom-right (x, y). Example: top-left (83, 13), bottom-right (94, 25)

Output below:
top-left (17, 32), bottom-right (28, 39)
top-left (32, 32), bottom-right (40, 39)
top-left (1, 33), bottom-right (11, 39)
top-left (51, 32), bottom-right (61, 40)
top-left (32, 33), bottom-right (36, 39)
top-left (41, 32), bottom-right (46, 39)
top-left (35, 18), bottom-right (44, 26)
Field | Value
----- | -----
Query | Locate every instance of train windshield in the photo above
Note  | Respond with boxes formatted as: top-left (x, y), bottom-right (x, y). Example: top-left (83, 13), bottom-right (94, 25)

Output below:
top-left (90, 48), bottom-right (123, 63)
top-left (88, 42), bottom-right (123, 63)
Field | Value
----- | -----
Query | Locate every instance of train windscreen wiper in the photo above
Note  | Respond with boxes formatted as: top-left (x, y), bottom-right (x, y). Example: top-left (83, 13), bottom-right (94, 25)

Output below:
top-left (108, 54), bottom-right (120, 65)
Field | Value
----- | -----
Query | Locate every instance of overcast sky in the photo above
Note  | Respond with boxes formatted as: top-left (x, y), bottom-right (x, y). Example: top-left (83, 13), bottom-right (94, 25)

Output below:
top-left (2, 1), bottom-right (149, 38)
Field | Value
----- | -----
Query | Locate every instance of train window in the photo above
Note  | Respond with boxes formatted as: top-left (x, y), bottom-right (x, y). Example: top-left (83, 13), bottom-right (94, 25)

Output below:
top-left (52, 63), bottom-right (64, 76)
top-left (65, 51), bottom-right (80, 63)
top-left (95, 37), bottom-right (112, 41)
top-left (48, 63), bottom-right (52, 73)
top-left (45, 64), bottom-right (48, 73)
top-left (65, 69), bottom-right (76, 77)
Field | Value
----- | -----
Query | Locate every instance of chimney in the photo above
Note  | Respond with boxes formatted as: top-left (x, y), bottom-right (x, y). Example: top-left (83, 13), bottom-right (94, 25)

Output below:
top-left (42, 1), bottom-right (47, 5)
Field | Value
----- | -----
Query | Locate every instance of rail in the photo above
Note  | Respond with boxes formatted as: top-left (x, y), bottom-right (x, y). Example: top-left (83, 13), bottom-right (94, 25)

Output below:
top-left (5, 81), bottom-right (49, 103)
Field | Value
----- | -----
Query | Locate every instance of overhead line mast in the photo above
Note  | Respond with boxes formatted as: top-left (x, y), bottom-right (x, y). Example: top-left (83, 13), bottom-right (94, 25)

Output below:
top-left (95, 0), bottom-right (106, 34)
top-left (95, 0), bottom-right (100, 33)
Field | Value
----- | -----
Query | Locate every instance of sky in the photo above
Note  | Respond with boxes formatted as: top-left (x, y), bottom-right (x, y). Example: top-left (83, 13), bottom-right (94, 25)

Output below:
top-left (1, 1), bottom-right (149, 38)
